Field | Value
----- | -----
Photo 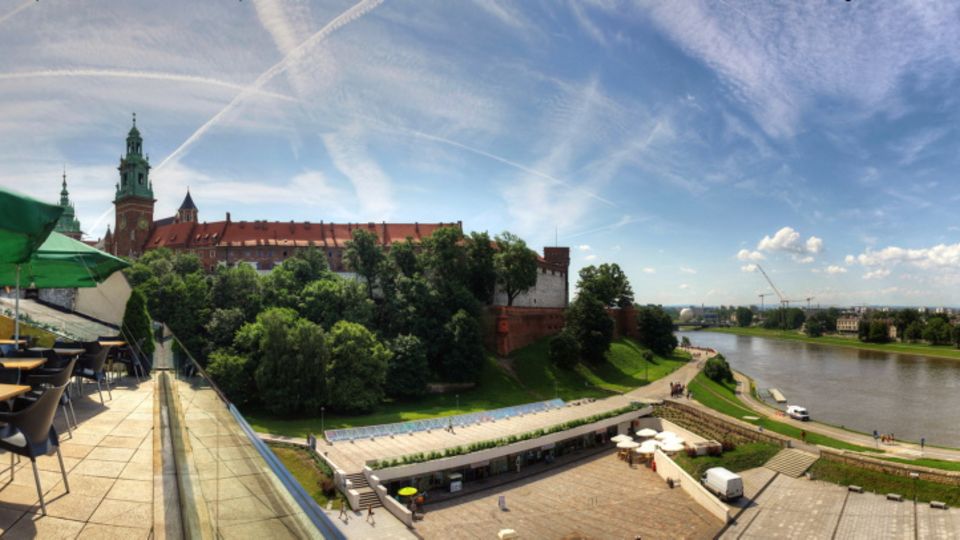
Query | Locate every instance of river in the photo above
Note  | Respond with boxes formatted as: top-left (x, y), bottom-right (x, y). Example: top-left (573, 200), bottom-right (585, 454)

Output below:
top-left (680, 331), bottom-right (960, 447)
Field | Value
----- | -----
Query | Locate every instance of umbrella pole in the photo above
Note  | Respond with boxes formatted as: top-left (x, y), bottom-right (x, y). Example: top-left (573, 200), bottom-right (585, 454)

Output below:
top-left (14, 265), bottom-right (20, 342)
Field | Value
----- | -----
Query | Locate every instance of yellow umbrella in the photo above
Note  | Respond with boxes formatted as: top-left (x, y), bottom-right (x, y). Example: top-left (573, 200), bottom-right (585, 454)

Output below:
top-left (398, 487), bottom-right (418, 497)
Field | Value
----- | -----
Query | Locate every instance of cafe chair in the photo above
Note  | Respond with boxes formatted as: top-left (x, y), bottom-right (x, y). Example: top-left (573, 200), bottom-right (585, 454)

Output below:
top-left (74, 346), bottom-right (112, 405)
top-left (0, 382), bottom-right (71, 516)
top-left (22, 358), bottom-right (79, 436)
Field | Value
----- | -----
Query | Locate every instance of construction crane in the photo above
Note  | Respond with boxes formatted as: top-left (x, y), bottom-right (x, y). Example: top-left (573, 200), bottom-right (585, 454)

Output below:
top-left (754, 264), bottom-right (797, 329)
top-left (758, 293), bottom-right (771, 315)
top-left (805, 296), bottom-right (815, 310)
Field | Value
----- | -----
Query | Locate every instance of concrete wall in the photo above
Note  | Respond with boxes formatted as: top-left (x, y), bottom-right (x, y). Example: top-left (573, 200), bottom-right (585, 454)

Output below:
top-left (493, 266), bottom-right (567, 308)
top-left (74, 271), bottom-right (132, 326)
top-left (372, 407), bottom-right (652, 482)
top-left (653, 449), bottom-right (730, 523)
top-left (820, 448), bottom-right (960, 487)
top-left (38, 288), bottom-right (76, 311)
top-left (654, 401), bottom-right (791, 448)
top-left (635, 417), bottom-right (710, 445)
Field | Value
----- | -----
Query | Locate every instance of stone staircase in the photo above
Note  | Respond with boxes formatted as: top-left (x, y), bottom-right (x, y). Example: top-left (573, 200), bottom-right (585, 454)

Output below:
top-left (344, 472), bottom-right (382, 510)
top-left (764, 448), bottom-right (819, 478)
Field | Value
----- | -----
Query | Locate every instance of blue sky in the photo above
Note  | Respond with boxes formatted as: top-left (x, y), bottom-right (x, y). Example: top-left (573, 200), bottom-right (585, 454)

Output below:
top-left (1, 0), bottom-right (959, 306)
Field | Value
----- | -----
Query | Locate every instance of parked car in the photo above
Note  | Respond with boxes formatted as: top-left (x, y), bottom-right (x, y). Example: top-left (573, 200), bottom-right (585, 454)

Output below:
top-left (786, 405), bottom-right (810, 421)
top-left (701, 467), bottom-right (743, 501)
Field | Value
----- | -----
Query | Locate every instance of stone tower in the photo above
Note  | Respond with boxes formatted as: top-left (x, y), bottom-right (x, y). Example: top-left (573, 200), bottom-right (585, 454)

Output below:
top-left (112, 113), bottom-right (155, 257)
top-left (54, 169), bottom-right (83, 240)
top-left (175, 189), bottom-right (198, 223)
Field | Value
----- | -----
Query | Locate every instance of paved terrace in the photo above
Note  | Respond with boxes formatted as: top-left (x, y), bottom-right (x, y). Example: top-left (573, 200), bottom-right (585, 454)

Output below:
top-left (322, 360), bottom-right (702, 473)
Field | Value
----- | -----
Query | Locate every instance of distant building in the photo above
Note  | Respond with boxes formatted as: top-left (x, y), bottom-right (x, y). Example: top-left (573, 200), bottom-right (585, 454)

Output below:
top-left (54, 170), bottom-right (82, 240)
top-left (836, 316), bottom-right (860, 333)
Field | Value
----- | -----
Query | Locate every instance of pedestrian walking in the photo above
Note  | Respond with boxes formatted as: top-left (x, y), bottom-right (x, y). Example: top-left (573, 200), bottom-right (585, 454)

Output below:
top-left (921, 437), bottom-right (926, 451)
top-left (800, 430), bottom-right (806, 443)
top-left (338, 498), bottom-right (348, 521)
top-left (366, 505), bottom-right (375, 524)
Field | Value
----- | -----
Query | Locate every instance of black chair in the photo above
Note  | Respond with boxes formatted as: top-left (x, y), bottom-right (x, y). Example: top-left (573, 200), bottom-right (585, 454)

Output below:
top-left (0, 382), bottom-right (70, 515)
top-left (113, 337), bottom-right (148, 382)
top-left (74, 346), bottom-right (112, 404)
top-left (22, 357), bottom-right (79, 436)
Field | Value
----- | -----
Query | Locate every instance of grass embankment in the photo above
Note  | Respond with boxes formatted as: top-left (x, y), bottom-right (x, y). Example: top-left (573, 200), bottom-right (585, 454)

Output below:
top-left (707, 326), bottom-right (960, 361)
top-left (811, 459), bottom-right (960, 506)
top-left (247, 337), bottom-right (687, 437)
top-left (686, 372), bottom-right (879, 453)
top-left (673, 442), bottom-right (781, 479)
top-left (269, 444), bottom-right (342, 509)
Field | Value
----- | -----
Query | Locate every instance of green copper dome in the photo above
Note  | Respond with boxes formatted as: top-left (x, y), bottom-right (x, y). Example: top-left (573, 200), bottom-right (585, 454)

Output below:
top-left (115, 112), bottom-right (154, 203)
top-left (55, 170), bottom-right (82, 237)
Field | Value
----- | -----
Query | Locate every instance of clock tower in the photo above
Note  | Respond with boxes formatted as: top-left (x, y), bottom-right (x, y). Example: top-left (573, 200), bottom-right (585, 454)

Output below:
top-left (112, 113), bottom-right (155, 257)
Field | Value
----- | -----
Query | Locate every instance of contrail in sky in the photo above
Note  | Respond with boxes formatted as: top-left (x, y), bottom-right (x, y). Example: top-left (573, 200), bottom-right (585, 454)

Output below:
top-left (0, 0), bottom-right (31, 26)
top-left (156, 0), bottom-right (384, 172)
top-left (0, 69), bottom-right (297, 103)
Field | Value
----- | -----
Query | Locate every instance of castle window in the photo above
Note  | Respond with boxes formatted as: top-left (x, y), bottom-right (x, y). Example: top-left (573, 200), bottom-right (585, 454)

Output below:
top-left (138, 173), bottom-right (144, 185)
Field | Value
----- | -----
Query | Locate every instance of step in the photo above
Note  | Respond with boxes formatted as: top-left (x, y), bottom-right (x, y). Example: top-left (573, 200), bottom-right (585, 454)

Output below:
top-left (344, 473), bottom-right (370, 489)
top-left (764, 449), bottom-right (819, 478)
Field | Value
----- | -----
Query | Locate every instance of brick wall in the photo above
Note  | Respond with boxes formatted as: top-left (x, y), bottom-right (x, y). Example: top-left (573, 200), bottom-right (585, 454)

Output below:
top-left (608, 307), bottom-right (640, 340)
top-left (485, 306), bottom-right (566, 356)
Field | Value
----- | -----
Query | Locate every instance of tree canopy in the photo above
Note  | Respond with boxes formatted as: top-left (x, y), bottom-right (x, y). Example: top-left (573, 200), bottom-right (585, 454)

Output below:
top-left (576, 263), bottom-right (634, 308)
top-left (493, 232), bottom-right (538, 306)
top-left (635, 304), bottom-right (678, 357)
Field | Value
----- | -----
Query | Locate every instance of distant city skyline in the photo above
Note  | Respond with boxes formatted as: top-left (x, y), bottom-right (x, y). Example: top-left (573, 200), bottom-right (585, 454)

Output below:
top-left (1, 1), bottom-right (959, 305)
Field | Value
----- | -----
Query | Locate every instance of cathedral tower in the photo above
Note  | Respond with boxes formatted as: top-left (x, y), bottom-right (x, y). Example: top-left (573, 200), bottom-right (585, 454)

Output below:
top-left (112, 113), bottom-right (155, 257)
top-left (54, 169), bottom-right (83, 240)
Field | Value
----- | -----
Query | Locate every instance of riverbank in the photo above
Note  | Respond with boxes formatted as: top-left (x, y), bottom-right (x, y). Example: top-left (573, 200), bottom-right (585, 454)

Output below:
top-left (705, 326), bottom-right (960, 360)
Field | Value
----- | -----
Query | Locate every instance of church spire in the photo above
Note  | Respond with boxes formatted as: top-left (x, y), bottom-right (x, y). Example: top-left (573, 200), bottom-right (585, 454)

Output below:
top-left (54, 168), bottom-right (82, 239)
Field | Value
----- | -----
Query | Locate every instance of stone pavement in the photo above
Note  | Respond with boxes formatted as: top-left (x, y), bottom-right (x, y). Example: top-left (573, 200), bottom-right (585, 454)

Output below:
top-left (721, 467), bottom-right (960, 539)
top-left (415, 451), bottom-right (722, 540)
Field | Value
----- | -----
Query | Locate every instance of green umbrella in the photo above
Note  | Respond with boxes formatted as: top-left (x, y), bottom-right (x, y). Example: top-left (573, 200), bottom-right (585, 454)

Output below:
top-left (0, 232), bottom-right (129, 340)
top-left (0, 188), bottom-right (64, 341)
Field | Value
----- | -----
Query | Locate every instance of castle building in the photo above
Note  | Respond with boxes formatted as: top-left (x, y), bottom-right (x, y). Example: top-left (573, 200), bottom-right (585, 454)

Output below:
top-left (100, 116), bottom-right (570, 306)
top-left (54, 170), bottom-right (83, 240)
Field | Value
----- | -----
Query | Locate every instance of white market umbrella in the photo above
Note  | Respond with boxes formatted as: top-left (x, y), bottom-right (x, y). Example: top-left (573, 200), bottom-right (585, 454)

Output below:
top-left (617, 440), bottom-right (640, 449)
top-left (636, 445), bottom-right (657, 455)
top-left (636, 428), bottom-right (658, 438)
top-left (611, 434), bottom-right (633, 443)
top-left (654, 431), bottom-right (677, 441)
top-left (661, 441), bottom-right (685, 453)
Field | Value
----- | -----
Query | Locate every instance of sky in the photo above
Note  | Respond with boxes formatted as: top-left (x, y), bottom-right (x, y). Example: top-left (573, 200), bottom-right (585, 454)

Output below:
top-left (1, 0), bottom-right (959, 307)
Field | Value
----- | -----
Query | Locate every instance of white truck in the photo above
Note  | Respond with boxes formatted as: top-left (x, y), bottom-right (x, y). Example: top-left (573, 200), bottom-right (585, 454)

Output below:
top-left (786, 405), bottom-right (810, 421)
top-left (701, 467), bottom-right (743, 501)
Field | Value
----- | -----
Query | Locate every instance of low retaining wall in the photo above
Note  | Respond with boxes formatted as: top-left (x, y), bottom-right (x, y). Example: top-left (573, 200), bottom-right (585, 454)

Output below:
top-left (820, 448), bottom-right (960, 486)
top-left (635, 417), bottom-right (709, 445)
top-left (653, 401), bottom-right (790, 448)
top-left (368, 472), bottom-right (414, 528)
top-left (653, 449), bottom-right (730, 523)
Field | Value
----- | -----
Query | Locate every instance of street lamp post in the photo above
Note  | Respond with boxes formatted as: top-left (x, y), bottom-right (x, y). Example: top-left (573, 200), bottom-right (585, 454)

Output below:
top-left (910, 472), bottom-right (919, 505)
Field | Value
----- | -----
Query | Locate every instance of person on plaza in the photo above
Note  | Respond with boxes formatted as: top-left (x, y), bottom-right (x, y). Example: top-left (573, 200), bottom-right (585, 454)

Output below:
top-left (366, 505), bottom-right (375, 524)
top-left (921, 437), bottom-right (926, 451)
top-left (338, 497), bottom-right (348, 521)
top-left (800, 430), bottom-right (806, 443)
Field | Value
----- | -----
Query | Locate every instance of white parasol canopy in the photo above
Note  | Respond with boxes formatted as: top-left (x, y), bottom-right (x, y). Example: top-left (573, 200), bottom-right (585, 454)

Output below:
top-left (611, 434), bottom-right (633, 443)
top-left (636, 428), bottom-right (658, 438)
top-left (654, 431), bottom-right (677, 441)
top-left (617, 440), bottom-right (640, 449)
top-left (661, 441), bottom-right (685, 453)
top-left (635, 445), bottom-right (657, 455)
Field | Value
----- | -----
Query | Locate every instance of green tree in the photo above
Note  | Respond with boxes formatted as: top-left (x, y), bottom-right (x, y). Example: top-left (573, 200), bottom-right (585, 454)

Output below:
top-left (636, 304), bottom-right (679, 357)
top-left (704, 354), bottom-right (733, 383)
top-left (326, 321), bottom-right (390, 414)
top-left (861, 320), bottom-right (890, 343)
top-left (680, 336), bottom-right (691, 347)
top-left (262, 248), bottom-right (332, 309)
top-left (299, 278), bottom-right (374, 330)
top-left (420, 226), bottom-right (468, 289)
top-left (577, 263), bottom-right (634, 308)
top-left (493, 232), bottom-right (538, 306)
top-left (390, 237), bottom-right (420, 278)
top-left (207, 351), bottom-right (254, 406)
top-left (735, 306), bottom-right (753, 328)
top-left (344, 229), bottom-right (384, 300)
top-left (894, 308), bottom-right (921, 337)
top-left (205, 307), bottom-right (246, 351)
top-left (466, 231), bottom-right (497, 304)
top-left (566, 294), bottom-right (614, 364)
top-left (549, 329), bottom-right (580, 369)
top-left (953, 324), bottom-right (960, 349)
top-left (210, 264), bottom-right (262, 320)
top-left (439, 309), bottom-right (485, 382)
top-left (904, 321), bottom-right (924, 343)
top-left (923, 318), bottom-right (952, 345)
top-left (251, 309), bottom-right (329, 415)
top-left (384, 335), bottom-right (429, 399)
top-left (804, 319), bottom-right (823, 337)
top-left (121, 289), bottom-right (154, 356)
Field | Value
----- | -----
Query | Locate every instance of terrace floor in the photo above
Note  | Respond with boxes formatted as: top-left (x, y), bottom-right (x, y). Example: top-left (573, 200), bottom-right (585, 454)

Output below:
top-left (0, 376), bottom-right (158, 539)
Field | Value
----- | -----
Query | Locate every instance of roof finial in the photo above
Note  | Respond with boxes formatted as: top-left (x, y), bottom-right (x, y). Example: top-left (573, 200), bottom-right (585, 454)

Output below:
top-left (132, 112), bottom-right (136, 127)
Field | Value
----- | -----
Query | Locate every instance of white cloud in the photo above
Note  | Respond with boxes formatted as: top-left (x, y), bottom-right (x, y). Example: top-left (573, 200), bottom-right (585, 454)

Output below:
top-left (740, 264), bottom-right (758, 273)
top-left (758, 226), bottom-right (823, 255)
top-left (585, 254), bottom-right (597, 261)
top-left (852, 242), bottom-right (960, 270)
top-left (679, 266), bottom-right (697, 274)
top-left (863, 268), bottom-right (891, 280)
top-left (825, 265), bottom-right (847, 274)
top-left (578, 244), bottom-right (591, 251)
top-left (643, 267), bottom-right (656, 274)
top-left (679, 283), bottom-right (689, 290)
top-left (795, 256), bottom-right (814, 264)
top-left (844, 255), bottom-right (856, 265)
top-left (736, 248), bottom-right (765, 262)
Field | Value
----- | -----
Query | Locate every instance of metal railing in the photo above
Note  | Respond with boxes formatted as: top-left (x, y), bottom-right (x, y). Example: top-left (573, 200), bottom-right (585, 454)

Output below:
top-left (160, 330), bottom-right (344, 539)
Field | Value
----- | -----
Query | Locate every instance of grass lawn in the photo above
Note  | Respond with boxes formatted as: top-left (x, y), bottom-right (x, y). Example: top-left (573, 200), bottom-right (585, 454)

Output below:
top-left (811, 459), bottom-right (960, 506)
top-left (247, 337), bottom-right (686, 437)
top-left (673, 442), bottom-right (781, 479)
top-left (269, 444), bottom-right (342, 509)
top-left (707, 326), bottom-right (960, 361)
top-left (688, 372), bottom-right (880, 453)
top-left (879, 456), bottom-right (960, 472)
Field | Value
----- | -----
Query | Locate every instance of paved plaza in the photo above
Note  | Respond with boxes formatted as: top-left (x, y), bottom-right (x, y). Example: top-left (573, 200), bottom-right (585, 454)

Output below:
top-left (415, 451), bottom-right (722, 539)
top-left (721, 467), bottom-right (960, 539)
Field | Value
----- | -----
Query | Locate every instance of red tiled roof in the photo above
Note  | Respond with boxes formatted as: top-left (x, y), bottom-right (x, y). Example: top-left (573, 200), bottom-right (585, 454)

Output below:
top-left (145, 220), bottom-right (460, 251)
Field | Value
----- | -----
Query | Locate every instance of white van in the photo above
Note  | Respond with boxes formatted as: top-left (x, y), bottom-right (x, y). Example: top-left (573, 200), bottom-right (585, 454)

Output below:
top-left (701, 467), bottom-right (743, 501)
top-left (786, 405), bottom-right (810, 421)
